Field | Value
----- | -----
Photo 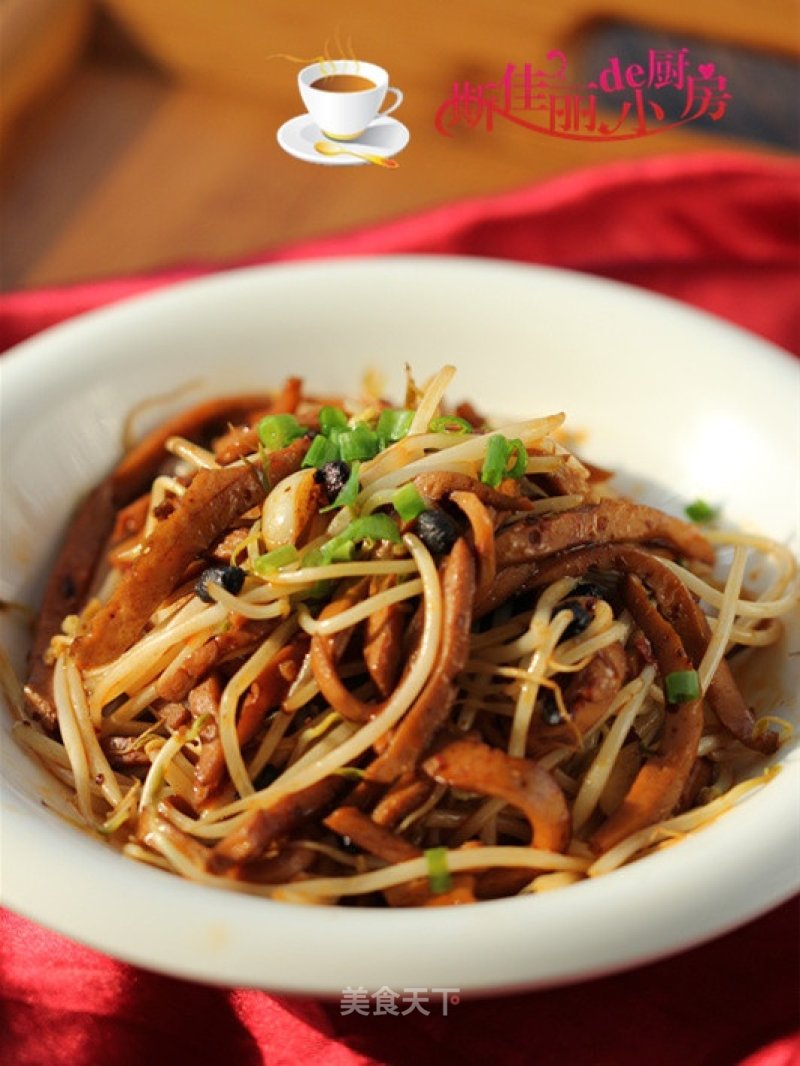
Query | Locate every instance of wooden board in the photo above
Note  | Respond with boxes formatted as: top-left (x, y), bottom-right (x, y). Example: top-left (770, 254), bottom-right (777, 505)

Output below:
top-left (1, 0), bottom-right (795, 289)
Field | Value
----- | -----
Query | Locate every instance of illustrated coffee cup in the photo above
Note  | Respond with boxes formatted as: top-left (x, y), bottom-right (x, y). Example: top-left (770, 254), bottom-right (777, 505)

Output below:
top-left (298, 60), bottom-right (403, 141)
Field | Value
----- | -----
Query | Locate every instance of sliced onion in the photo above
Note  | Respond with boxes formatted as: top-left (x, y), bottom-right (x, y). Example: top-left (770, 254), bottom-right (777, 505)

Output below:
top-left (262, 469), bottom-right (318, 550)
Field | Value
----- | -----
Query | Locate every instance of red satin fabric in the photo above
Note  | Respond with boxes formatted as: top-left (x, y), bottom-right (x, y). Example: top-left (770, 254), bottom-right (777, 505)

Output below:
top-left (1, 152), bottom-right (798, 354)
top-left (1, 903), bottom-right (797, 1065)
top-left (1, 152), bottom-right (799, 1064)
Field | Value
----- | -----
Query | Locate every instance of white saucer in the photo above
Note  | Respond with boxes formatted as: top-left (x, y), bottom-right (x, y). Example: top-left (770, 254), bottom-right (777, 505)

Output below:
top-left (277, 113), bottom-right (410, 166)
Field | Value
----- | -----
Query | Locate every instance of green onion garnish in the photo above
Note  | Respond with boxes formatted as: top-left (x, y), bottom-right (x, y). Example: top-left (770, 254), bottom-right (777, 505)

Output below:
top-left (302, 434), bottom-right (340, 469)
top-left (320, 514), bottom-right (401, 564)
top-left (685, 499), bottom-right (718, 524)
top-left (428, 414), bottom-right (473, 434)
top-left (253, 544), bottom-right (300, 575)
top-left (334, 767), bottom-right (365, 781)
top-left (338, 423), bottom-right (381, 462)
top-left (185, 712), bottom-right (214, 744)
top-left (481, 435), bottom-right (508, 487)
top-left (664, 669), bottom-right (701, 704)
top-left (299, 548), bottom-right (331, 597)
top-left (323, 540), bottom-right (356, 564)
top-left (505, 438), bottom-right (528, 479)
top-left (377, 408), bottom-right (414, 446)
top-left (480, 434), bottom-right (528, 488)
top-left (393, 483), bottom-right (426, 522)
top-left (321, 461), bottom-right (360, 513)
top-left (425, 846), bottom-right (452, 894)
top-left (319, 405), bottom-right (349, 435)
top-left (258, 413), bottom-right (305, 451)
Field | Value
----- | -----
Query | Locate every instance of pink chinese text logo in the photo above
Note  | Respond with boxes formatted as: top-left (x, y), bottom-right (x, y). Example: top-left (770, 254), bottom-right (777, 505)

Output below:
top-left (436, 49), bottom-right (731, 140)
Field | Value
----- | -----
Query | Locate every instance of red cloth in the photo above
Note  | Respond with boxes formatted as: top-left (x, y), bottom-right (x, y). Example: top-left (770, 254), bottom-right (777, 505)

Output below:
top-left (1, 152), bottom-right (798, 354)
top-left (1, 152), bottom-right (799, 1064)
top-left (1, 902), bottom-right (798, 1066)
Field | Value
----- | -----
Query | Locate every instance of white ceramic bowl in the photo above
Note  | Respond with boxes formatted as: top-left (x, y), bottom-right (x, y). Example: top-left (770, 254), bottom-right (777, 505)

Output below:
top-left (1, 258), bottom-right (798, 995)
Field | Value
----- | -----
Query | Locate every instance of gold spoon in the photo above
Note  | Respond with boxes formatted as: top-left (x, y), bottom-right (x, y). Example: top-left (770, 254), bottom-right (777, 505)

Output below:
top-left (314, 141), bottom-right (399, 168)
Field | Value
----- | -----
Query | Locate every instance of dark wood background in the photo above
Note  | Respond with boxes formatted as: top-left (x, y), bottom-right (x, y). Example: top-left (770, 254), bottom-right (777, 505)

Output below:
top-left (1, 0), bottom-right (797, 289)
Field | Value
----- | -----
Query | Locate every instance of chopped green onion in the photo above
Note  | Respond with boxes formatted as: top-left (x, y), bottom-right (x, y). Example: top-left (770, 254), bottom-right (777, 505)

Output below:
top-left (685, 499), bottom-right (718, 524)
top-left (393, 483), bottom-right (426, 522)
top-left (320, 514), bottom-right (401, 564)
top-left (664, 669), bottom-right (701, 704)
top-left (377, 408), bottom-right (414, 445)
top-left (505, 438), bottom-right (528, 479)
top-left (258, 413), bottom-right (305, 451)
top-left (253, 544), bottom-right (300, 575)
top-left (480, 434), bottom-right (528, 487)
top-left (428, 414), bottom-right (473, 434)
top-left (321, 461), bottom-right (360, 513)
top-left (302, 434), bottom-right (340, 469)
top-left (481, 435), bottom-right (508, 487)
top-left (334, 767), bottom-right (365, 781)
top-left (424, 846), bottom-right (452, 894)
top-left (349, 513), bottom-right (402, 542)
top-left (339, 423), bottom-right (381, 462)
top-left (298, 548), bottom-right (331, 597)
top-left (185, 712), bottom-right (214, 744)
top-left (319, 405), bottom-right (349, 435)
top-left (324, 541), bottom-right (356, 563)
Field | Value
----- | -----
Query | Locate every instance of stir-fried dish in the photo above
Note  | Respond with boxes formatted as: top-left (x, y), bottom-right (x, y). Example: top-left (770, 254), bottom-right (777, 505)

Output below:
top-left (15, 366), bottom-right (797, 906)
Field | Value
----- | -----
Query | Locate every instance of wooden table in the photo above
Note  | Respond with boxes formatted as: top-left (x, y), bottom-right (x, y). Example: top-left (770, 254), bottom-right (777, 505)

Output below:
top-left (1, 0), bottom-right (796, 289)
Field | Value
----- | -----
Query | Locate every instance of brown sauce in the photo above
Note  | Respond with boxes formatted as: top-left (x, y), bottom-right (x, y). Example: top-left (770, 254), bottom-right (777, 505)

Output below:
top-left (311, 74), bottom-right (375, 93)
